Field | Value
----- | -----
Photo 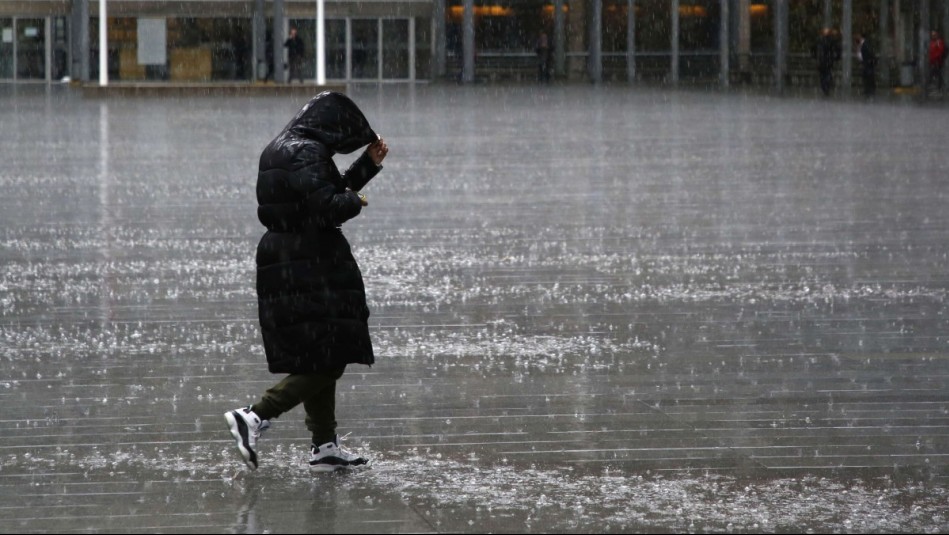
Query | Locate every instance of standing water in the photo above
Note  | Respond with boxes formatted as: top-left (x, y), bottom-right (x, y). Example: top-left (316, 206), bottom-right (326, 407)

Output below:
top-left (0, 83), bottom-right (947, 533)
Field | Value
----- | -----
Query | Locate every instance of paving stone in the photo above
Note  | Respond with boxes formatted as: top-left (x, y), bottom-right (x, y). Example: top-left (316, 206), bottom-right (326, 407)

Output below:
top-left (0, 83), bottom-right (947, 533)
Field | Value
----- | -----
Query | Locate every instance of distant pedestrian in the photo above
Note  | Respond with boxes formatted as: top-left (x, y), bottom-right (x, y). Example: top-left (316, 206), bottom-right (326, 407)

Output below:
top-left (225, 91), bottom-right (388, 473)
top-left (536, 32), bottom-right (551, 83)
top-left (855, 32), bottom-right (876, 97)
top-left (929, 30), bottom-right (946, 92)
top-left (284, 27), bottom-right (305, 83)
top-left (814, 27), bottom-right (841, 96)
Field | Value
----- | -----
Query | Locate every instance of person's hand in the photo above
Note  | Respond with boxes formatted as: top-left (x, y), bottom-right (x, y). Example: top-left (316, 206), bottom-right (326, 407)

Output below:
top-left (367, 137), bottom-right (388, 166)
top-left (347, 188), bottom-right (368, 206)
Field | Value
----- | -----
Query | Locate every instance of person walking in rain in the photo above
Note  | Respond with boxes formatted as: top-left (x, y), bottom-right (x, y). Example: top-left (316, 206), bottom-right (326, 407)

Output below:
top-left (284, 26), bottom-right (305, 83)
top-left (929, 30), bottom-right (946, 92)
top-left (536, 32), bottom-right (551, 83)
top-left (225, 91), bottom-right (388, 472)
top-left (814, 27), bottom-right (841, 96)
top-left (855, 32), bottom-right (876, 97)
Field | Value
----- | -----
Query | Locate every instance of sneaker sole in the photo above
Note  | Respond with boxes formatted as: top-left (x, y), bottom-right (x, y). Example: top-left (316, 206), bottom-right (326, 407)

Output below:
top-left (309, 463), bottom-right (344, 473)
top-left (308, 462), bottom-right (368, 473)
top-left (224, 411), bottom-right (258, 470)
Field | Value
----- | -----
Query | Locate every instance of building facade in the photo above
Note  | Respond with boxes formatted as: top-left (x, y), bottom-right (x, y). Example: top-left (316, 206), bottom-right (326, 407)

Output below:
top-left (1, 0), bottom-right (947, 89)
top-left (1, 0), bottom-right (432, 83)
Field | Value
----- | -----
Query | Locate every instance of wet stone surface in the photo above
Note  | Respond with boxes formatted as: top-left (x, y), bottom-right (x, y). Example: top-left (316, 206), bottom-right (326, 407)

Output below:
top-left (1, 83), bottom-right (948, 533)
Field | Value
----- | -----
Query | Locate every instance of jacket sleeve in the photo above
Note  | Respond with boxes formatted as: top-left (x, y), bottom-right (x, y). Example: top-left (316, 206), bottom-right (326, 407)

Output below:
top-left (304, 178), bottom-right (363, 226)
top-left (289, 155), bottom-right (364, 226)
top-left (343, 151), bottom-right (382, 192)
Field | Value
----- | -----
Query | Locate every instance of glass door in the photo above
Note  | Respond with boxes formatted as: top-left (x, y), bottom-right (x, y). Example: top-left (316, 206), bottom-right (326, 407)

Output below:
top-left (323, 18), bottom-right (413, 82)
top-left (382, 19), bottom-right (410, 79)
top-left (52, 17), bottom-right (67, 80)
top-left (351, 19), bottom-right (378, 80)
top-left (0, 18), bottom-right (12, 79)
top-left (325, 19), bottom-right (346, 79)
top-left (16, 18), bottom-right (45, 79)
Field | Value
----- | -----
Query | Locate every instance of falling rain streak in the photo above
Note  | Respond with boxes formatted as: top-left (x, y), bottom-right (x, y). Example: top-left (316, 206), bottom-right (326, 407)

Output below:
top-left (0, 84), bottom-right (947, 533)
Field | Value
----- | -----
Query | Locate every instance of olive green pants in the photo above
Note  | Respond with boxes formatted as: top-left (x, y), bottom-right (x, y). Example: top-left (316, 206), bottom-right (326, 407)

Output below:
top-left (251, 368), bottom-right (344, 446)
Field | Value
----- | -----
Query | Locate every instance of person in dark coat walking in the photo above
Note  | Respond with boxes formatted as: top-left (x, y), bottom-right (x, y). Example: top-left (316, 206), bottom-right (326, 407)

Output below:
top-left (536, 32), bottom-right (551, 83)
top-left (284, 27), bottom-right (305, 83)
top-left (855, 32), bottom-right (876, 97)
top-left (226, 91), bottom-right (388, 472)
top-left (814, 27), bottom-right (841, 96)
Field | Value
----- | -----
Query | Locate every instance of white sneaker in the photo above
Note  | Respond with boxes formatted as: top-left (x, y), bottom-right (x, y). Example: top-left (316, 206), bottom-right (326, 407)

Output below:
top-left (308, 435), bottom-right (368, 472)
top-left (224, 406), bottom-right (270, 470)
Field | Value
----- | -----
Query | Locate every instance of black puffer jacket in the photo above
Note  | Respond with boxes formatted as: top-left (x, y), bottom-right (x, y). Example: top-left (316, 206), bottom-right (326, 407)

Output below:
top-left (255, 91), bottom-right (380, 374)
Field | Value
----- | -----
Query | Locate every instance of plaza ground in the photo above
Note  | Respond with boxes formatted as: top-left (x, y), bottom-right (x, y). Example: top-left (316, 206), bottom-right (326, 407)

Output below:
top-left (0, 83), bottom-right (947, 532)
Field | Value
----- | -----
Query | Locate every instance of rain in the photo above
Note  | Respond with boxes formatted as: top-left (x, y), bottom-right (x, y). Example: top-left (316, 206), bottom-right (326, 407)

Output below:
top-left (1, 82), bottom-right (946, 533)
top-left (2, 0), bottom-right (949, 533)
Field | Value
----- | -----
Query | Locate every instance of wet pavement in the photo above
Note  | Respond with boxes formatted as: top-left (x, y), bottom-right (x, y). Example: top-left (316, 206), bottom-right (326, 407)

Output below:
top-left (1, 83), bottom-right (948, 533)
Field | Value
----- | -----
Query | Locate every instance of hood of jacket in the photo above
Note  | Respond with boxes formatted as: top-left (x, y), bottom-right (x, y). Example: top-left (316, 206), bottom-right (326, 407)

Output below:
top-left (281, 91), bottom-right (378, 155)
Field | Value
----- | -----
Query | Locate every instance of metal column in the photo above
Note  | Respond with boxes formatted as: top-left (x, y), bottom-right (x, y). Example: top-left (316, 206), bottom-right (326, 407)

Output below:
top-left (842, 0), bottom-right (852, 93)
top-left (316, 0), bottom-right (325, 85)
top-left (567, 0), bottom-right (586, 79)
top-left (409, 17), bottom-right (416, 81)
top-left (774, 0), bottom-right (788, 92)
top-left (918, 0), bottom-right (930, 96)
top-left (671, 0), bottom-right (679, 84)
top-left (943, 0), bottom-right (949, 89)
top-left (253, 0), bottom-right (265, 80)
top-left (554, 0), bottom-right (565, 77)
top-left (433, 0), bottom-right (446, 78)
top-left (462, 0), bottom-right (474, 83)
top-left (879, 0), bottom-right (890, 89)
top-left (45, 17), bottom-right (52, 82)
top-left (893, 0), bottom-right (903, 64)
top-left (70, 0), bottom-right (90, 82)
top-left (273, 0), bottom-right (286, 84)
top-left (720, 0), bottom-right (729, 87)
top-left (590, 0), bottom-right (602, 82)
top-left (738, 0), bottom-right (750, 74)
top-left (627, 0), bottom-right (636, 82)
top-left (98, 0), bottom-right (107, 86)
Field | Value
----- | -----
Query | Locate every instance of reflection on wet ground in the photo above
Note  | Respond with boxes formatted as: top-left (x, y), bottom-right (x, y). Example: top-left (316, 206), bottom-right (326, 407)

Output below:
top-left (1, 83), bottom-right (947, 533)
